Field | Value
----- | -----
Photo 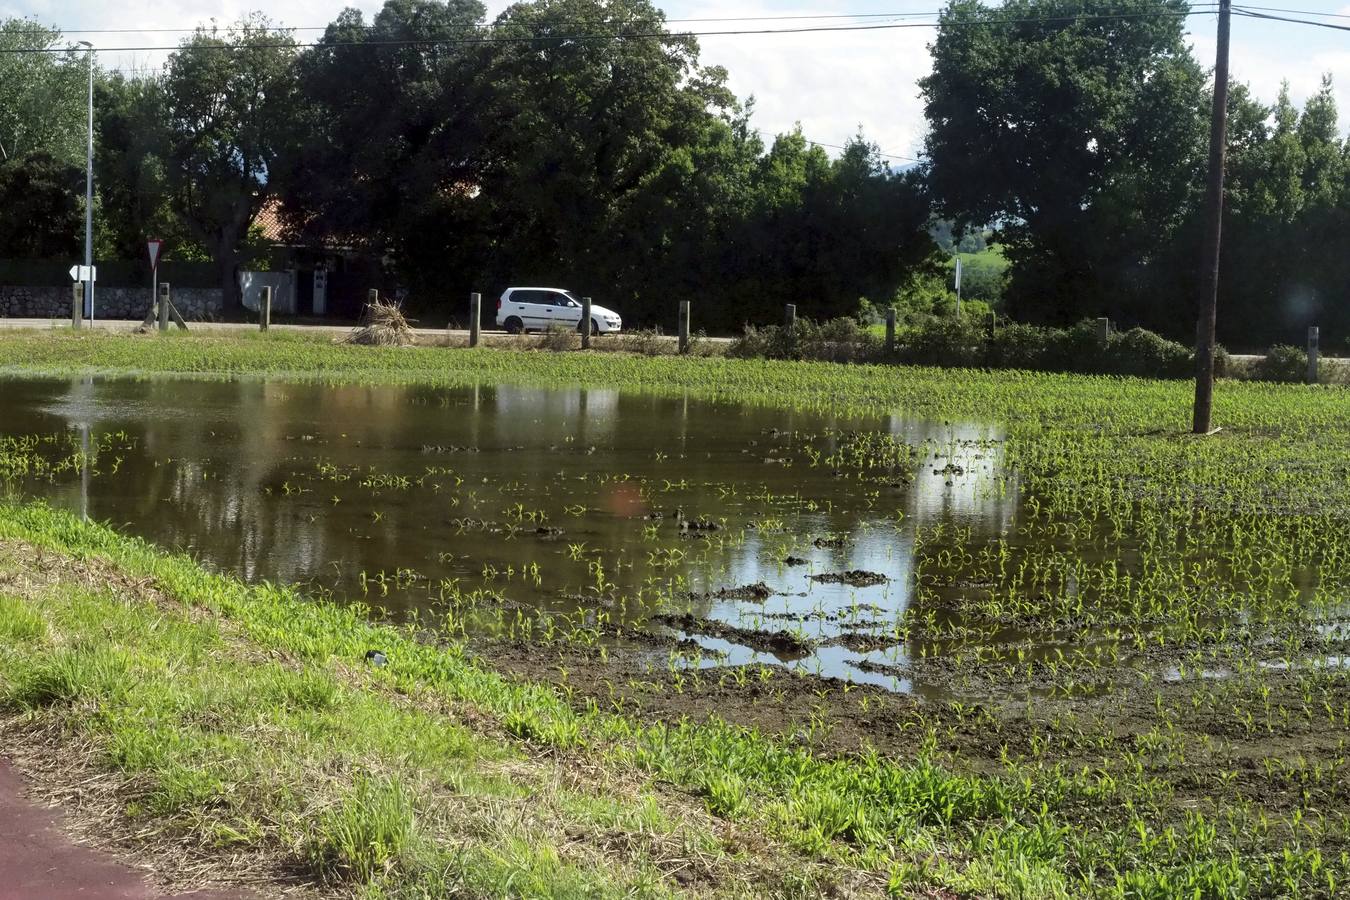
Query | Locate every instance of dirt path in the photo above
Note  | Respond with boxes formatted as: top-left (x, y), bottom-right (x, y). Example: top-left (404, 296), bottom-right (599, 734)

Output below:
top-left (0, 759), bottom-right (253, 900)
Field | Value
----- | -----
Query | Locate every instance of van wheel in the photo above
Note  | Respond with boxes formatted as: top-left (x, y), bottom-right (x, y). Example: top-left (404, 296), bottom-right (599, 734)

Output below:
top-left (504, 317), bottom-right (524, 335)
top-left (578, 318), bottom-right (599, 336)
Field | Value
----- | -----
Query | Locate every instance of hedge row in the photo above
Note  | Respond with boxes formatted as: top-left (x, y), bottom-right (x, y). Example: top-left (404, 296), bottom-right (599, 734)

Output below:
top-left (728, 317), bottom-right (1223, 380)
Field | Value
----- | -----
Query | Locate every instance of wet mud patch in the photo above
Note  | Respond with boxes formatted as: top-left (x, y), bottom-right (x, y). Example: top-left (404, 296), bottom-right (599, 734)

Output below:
top-left (647, 612), bottom-right (816, 655)
top-left (809, 570), bottom-right (888, 587)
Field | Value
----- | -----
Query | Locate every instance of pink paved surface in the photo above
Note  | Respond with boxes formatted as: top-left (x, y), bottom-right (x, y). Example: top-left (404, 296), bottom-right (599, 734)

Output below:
top-left (0, 759), bottom-right (254, 900)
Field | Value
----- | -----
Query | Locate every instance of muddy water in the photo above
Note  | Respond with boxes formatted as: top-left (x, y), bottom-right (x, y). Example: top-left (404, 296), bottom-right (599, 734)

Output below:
top-left (0, 376), bottom-right (1014, 687)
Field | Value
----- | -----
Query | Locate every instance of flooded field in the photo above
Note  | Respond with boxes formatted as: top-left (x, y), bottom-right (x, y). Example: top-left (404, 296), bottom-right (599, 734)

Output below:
top-left (1, 375), bottom-right (1013, 691)
top-left (2, 338), bottom-right (1349, 895)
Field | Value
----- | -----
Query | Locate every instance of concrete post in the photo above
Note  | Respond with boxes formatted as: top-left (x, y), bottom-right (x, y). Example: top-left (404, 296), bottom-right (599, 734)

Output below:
top-left (785, 303), bottom-right (796, 329)
top-left (469, 293), bottom-right (481, 347)
top-left (260, 286), bottom-right (272, 332)
top-left (885, 307), bottom-right (896, 354)
top-left (678, 301), bottom-right (690, 354)
top-left (580, 296), bottom-right (592, 349)
top-left (1308, 325), bottom-right (1320, 384)
top-left (158, 282), bottom-right (170, 333)
top-left (71, 283), bottom-right (82, 330)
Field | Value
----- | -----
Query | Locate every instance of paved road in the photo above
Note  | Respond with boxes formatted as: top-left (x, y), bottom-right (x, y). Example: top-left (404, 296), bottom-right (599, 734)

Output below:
top-left (0, 758), bottom-right (254, 900)
top-left (0, 317), bottom-right (734, 345)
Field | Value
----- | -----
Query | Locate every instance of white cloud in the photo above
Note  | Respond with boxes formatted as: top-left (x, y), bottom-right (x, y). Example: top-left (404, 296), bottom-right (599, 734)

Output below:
top-left (681, 1), bottom-right (932, 161)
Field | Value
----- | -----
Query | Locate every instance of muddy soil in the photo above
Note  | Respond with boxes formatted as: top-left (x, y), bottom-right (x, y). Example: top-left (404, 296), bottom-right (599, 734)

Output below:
top-left (470, 629), bottom-right (1350, 853)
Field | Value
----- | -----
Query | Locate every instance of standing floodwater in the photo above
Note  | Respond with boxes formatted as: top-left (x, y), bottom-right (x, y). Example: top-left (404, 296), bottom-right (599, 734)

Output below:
top-left (0, 376), bottom-right (1013, 687)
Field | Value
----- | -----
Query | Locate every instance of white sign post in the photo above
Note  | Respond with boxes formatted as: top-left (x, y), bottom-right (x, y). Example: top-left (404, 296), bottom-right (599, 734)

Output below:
top-left (954, 257), bottom-right (963, 318)
top-left (147, 239), bottom-right (163, 322)
top-left (69, 265), bottom-right (97, 323)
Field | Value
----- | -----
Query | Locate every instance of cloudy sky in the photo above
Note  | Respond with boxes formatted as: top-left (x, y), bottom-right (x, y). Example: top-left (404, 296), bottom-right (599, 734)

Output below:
top-left (5, 0), bottom-right (1349, 161)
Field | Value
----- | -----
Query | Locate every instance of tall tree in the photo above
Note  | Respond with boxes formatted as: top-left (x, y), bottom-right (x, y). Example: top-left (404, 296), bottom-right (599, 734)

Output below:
top-left (0, 18), bottom-right (86, 167)
top-left (281, 0), bottom-right (487, 282)
top-left (920, 0), bottom-right (1207, 328)
top-left (0, 152), bottom-right (83, 257)
top-left (95, 73), bottom-right (191, 261)
top-left (162, 17), bottom-right (299, 315)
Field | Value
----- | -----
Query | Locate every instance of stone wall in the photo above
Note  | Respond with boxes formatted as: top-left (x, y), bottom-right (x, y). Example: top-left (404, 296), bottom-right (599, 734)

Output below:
top-left (0, 285), bottom-right (223, 320)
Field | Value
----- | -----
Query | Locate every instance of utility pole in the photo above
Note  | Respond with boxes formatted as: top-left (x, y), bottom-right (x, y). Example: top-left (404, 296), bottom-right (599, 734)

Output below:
top-left (1192, 0), bottom-right (1231, 434)
top-left (78, 41), bottom-right (95, 323)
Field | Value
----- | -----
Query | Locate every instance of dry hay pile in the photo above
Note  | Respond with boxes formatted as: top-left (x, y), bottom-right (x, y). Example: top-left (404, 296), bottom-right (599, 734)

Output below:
top-left (345, 299), bottom-right (415, 346)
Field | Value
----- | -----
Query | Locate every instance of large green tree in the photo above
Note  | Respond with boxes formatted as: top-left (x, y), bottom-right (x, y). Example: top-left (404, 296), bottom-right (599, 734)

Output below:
top-left (0, 19), bottom-right (89, 259)
top-left (281, 0), bottom-right (487, 283)
top-left (161, 18), bottom-right (300, 314)
top-left (95, 73), bottom-right (190, 261)
top-left (0, 152), bottom-right (83, 257)
top-left (920, 0), bottom-right (1207, 328)
top-left (1217, 78), bottom-right (1349, 347)
top-left (0, 19), bottom-right (87, 168)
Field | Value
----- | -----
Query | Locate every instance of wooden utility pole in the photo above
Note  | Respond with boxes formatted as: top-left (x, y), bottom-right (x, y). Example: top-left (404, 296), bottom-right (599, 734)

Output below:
top-left (1193, 0), bottom-right (1232, 434)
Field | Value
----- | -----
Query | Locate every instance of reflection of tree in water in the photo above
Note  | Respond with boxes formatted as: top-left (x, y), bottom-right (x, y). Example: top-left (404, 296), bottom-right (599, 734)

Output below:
top-left (17, 380), bottom-right (1018, 652)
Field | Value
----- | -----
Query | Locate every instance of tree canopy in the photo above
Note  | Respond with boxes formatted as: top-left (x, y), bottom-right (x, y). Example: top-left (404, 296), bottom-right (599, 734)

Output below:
top-left (2, 0), bottom-right (1348, 346)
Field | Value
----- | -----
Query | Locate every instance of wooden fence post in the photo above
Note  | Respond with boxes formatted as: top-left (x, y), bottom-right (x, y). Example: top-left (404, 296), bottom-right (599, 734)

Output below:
top-left (469, 293), bottom-right (481, 347)
top-left (158, 282), bottom-right (170, 333)
top-left (581, 296), bottom-right (592, 349)
top-left (678, 301), bottom-right (690, 354)
top-left (885, 307), bottom-right (896, 354)
top-left (785, 303), bottom-right (796, 329)
top-left (71, 283), bottom-right (82, 330)
top-left (260, 286), bottom-right (272, 332)
top-left (1308, 325), bottom-right (1320, 384)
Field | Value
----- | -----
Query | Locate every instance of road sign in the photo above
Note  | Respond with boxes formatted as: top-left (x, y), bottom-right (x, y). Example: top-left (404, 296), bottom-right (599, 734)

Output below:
top-left (147, 239), bottom-right (163, 270)
top-left (68, 264), bottom-right (96, 282)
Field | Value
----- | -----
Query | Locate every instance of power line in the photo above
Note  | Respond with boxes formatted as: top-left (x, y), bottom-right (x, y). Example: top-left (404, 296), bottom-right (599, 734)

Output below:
top-left (1228, 4), bottom-right (1350, 18)
top-left (1231, 7), bottom-right (1350, 31)
top-left (0, 10), bottom-right (1220, 54)
top-left (1, 11), bottom-right (966, 35)
top-left (2, 7), bottom-right (1227, 36)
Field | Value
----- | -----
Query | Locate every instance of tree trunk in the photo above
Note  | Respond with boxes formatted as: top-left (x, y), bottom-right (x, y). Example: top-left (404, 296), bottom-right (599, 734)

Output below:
top-left (219, 250), bottom-right (243, 320)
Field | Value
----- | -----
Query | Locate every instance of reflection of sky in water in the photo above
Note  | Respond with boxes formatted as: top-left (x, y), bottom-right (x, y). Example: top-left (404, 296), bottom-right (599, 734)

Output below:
top-left (2, 375), bottom-right (1020, 691)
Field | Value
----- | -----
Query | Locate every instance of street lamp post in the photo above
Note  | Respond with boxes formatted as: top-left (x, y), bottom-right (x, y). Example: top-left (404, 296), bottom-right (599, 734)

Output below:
top-left (77, 41), bottom-right (94, 322)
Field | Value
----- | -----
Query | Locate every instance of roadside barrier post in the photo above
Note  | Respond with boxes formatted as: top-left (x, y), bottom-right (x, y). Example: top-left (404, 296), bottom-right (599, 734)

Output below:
top-left (158, 282), bottom-right (170, 333)
top-left (785, 303), bottom-right (796, 329)
top-left (469, 293), bottom-right (481, 347)
top-left (261, 286), bottom-right (272, 332)
top-left (678, 301), bottom-right (690, 354)
top-left (885, 307), bottom-right (896, 354)
top-left (1308, 325), bottom-right (1320, 384)
top-left (581, 296), bottom-right (592, 349)
top-left (71, 283), bottom-right (82, 330)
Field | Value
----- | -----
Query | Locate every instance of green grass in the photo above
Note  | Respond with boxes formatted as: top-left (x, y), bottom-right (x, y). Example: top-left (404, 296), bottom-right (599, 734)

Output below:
top-left (0, 330), bottom-right (1348, 896)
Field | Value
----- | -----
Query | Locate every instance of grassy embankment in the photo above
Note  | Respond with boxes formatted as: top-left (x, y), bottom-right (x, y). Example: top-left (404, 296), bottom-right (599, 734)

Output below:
top-left (1, 329), bottom-right (1349, 897)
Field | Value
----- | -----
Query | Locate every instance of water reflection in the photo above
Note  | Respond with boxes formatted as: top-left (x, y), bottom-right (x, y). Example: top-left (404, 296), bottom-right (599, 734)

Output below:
top-left (2, 376), bottom-right (1018, 688)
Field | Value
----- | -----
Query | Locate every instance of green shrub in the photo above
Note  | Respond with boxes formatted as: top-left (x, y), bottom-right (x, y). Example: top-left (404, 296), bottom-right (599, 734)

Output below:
top-left (898, 316), bottom-right (987, 367)
top-left (1257, 344), bottom-right (1309, 383)
top-left (1041, 320), bottom-right (1108, 373)
top-left (728, 318), bottom-right (880, 363)
top-left (1102, 328), bottom-right (1193, 378)
top-left (985, 322), bottom-right (1054, 370)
